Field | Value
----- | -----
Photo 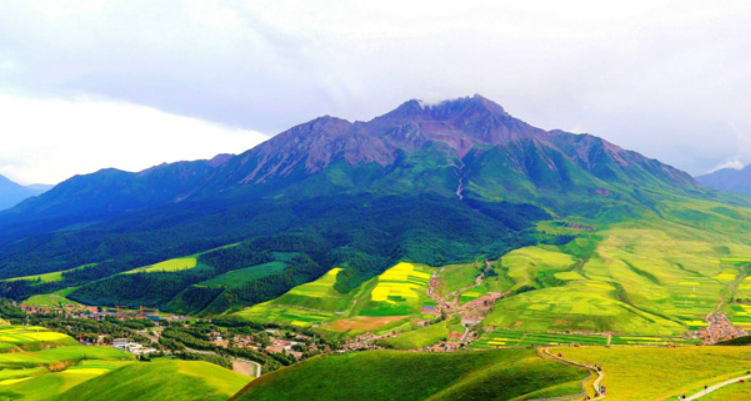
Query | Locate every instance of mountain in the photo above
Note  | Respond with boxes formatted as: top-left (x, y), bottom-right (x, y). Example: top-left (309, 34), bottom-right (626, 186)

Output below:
top-left (696, 165), bottom-right (751, 195)
top-left (0, 174), bottom-right (50, 211)
top-left (0, 95), bottom-right (726, 312)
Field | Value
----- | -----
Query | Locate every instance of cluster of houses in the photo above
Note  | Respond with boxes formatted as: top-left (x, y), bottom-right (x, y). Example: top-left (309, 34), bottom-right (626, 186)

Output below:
top-left (209, 328), bottom-right (316, 359)
top-left (112, 337), bottom-right (158, 356)
top-left (19, 302), bottom-right (192, 325)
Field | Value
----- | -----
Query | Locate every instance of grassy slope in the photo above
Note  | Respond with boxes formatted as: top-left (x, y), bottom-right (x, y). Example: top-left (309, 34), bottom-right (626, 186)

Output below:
top-left (483, 197), bottom-right (751, 335)
top-left (0, 344), bottom-right (134, 401)
top-left (232, 349), bottom-right (586, 401)
top-left (379, 318), bottom-right (458, 349)
top-left (23, 288), bottom-right (82, 308)
top-left (54, 360), bottom-right (250, 401)
top-left (555, 346), bottom-right (751, 401)
top-left (701, 381), bottom-right (751, 400)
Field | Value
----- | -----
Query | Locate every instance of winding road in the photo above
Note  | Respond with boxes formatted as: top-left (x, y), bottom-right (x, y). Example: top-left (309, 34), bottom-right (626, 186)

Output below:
top-left (186, 347), bottom-right (262, 378)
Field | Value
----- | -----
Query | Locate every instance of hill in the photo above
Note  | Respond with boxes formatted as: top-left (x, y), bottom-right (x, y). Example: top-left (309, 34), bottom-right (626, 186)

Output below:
top-left (697, 164), bottom-right (751, 195)
top-left (231, 349), bottom-right (587, 401)
top-left (0, 174), bottom-right (49, 211)
top-left (55, 360), bottom-right (251, 401)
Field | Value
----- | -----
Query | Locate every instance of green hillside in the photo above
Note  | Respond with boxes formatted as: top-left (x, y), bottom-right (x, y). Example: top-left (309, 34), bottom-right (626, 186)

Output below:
top-left (553, 346), bottom-right (751, 401)
top-left (232, 349), bottom-right (587, 401)
top-left (54, 360), bottom-right (251, 401)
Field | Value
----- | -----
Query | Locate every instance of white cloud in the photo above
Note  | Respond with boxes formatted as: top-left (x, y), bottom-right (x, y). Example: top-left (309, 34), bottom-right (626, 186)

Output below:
top-left (707, 159), bottom-right (745, 174)
top-left (1, 0), bottom-right (751, 177)
top-left (0, 94), bottom-right (268, 185)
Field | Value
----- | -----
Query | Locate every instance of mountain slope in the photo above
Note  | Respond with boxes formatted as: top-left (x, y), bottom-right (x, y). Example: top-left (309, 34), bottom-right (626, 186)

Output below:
top-left (0, 95), bottom-right (728, 314)
top-left (696, 165), bottom-right (751, 195)
top-left (0, 174), bottom-right (49, 211)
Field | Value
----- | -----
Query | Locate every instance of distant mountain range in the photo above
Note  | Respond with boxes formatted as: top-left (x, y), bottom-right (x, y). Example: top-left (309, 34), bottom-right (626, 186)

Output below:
top-left (696, 165), bottom-right (751, 195)
top-left (0, 95), bottom-right (729, 311)
top-left (0, 174), bottom-right (51, 211)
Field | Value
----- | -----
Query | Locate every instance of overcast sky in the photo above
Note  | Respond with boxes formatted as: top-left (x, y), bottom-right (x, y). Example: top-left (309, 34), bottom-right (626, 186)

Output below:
top-left (1, 0), bottom-right (750, 184)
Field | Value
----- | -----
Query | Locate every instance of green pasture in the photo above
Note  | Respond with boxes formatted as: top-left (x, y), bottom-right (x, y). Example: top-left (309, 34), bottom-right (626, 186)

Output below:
top-left (555, 346), bottom-right (751, 401)
top-left (54, 360), bottom-right (249, 401)
top-left (233, 349), bottom-right (587, 401)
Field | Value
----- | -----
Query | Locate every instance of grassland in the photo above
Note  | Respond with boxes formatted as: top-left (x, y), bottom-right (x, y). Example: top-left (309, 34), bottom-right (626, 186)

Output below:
top-left (54, 360), bottom-right (250, 401)
top-left (23, 288), bottom-right (82, 308)
top-left (553, 346), bottom-right (751, 401)
top-left (701, 381), bottom-right (751, 400)
top-left (2, 264), bottom-right (94, 284)
top-left (233, 349), bottom-right (587, 401)
top-left (124, 256), bottom-right (198, 274)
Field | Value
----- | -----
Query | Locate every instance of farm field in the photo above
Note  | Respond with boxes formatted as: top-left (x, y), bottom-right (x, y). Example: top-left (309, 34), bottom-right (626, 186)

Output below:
top-left (472, 329), bottom-right (700, 349)
top-left (0, 326), bottom-right (80, 352)
top-left (233, 268), bottom-right (348, 327)
top-left (234, 262), bottom-right (436, 333)
top-left (552, 346), bottom-right (751, 401)
top-left (379, 317), bottom-right (459, 349)
top-left (483, 212), bottom-right (751, 335)
top-left (501, 246), bottom-right (578, 293)
top-left (352, 262), bottom-right (434, 317)
top-left (232, 349), bottom-right (588, 401)
top-left (438, 262), bottom-right (483, 296)
top-left (54, 360), bottom-right (251, 401)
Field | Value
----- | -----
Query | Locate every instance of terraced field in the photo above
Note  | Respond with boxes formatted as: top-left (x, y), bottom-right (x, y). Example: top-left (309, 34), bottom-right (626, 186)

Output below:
top-left (473, 329), bottom-right (700, 349)
top-left (484, 212), bottom-right (751, 335)
top-left (0, 326), bottom-right (80, 351)
top-left (234, 268), bottom-right (347, 326)
top-left (234, 262), bottom-right (436, 333)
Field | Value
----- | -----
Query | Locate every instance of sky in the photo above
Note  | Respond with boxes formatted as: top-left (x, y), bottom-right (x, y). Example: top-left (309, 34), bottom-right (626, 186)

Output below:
top-left (1, 0), bottom-right (751, 185)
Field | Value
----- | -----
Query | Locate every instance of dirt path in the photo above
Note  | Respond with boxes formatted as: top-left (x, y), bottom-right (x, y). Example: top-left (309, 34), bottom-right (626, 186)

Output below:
top-left (540, 347), bottom-right (606, 399)
top-left (455, 160), bottom-right (467, 200)
top-left (684, 374), bottom-right (751, 400)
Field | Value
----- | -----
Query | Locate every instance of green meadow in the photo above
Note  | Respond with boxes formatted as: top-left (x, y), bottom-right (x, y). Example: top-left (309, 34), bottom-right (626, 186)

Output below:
top-left (54, 360), bottom-right (250, 401)
top-left (124, 256), bottom-right (198, 274)
top-left (554, 346), bottom-right (751, 401)
top-left (232, 349), bottom-right (587, 401)
top-left (23, 288), bottom-right (82, 308)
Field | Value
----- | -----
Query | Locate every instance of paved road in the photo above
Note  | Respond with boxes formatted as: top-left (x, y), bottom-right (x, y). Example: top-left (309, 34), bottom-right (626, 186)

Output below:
top-left (684, 374), bottom-right (751, 400)
top-left (186, 347), bottom-right (262, 378)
